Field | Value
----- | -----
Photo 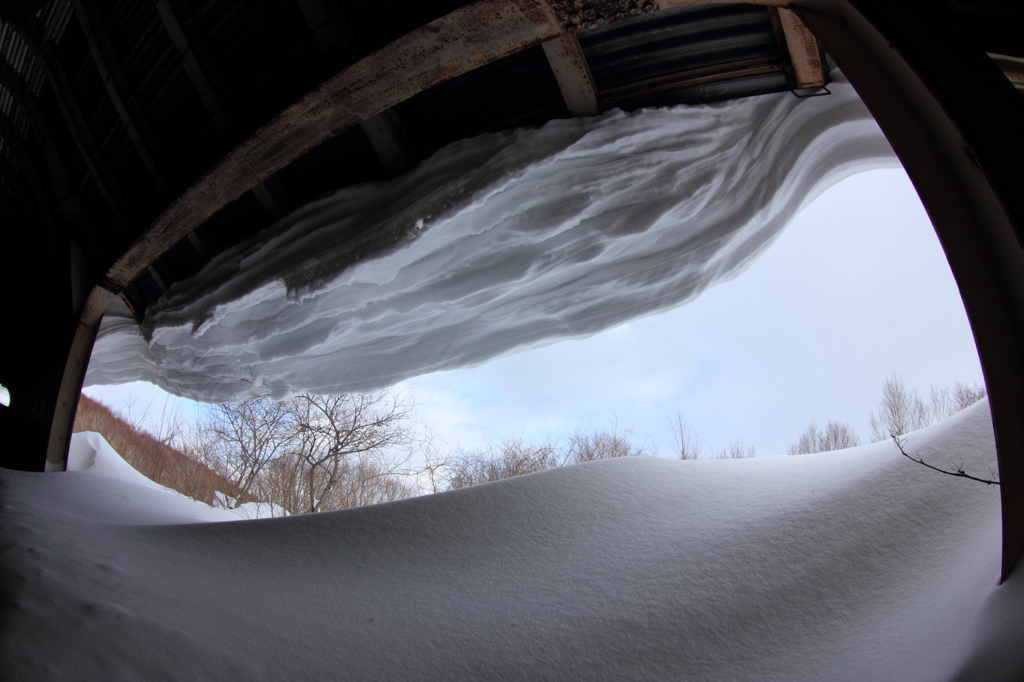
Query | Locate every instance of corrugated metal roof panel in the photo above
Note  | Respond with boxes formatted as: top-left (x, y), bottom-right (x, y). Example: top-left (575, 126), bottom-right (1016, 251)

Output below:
top-left (578, 4), bottom-right (783, 92)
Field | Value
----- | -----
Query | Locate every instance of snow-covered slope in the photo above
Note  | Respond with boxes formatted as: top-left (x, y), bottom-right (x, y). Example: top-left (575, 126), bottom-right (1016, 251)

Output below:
top-left (86, 69), bottom-right (896, 402)
top-left (2, 400), bottom-right (1021, 680)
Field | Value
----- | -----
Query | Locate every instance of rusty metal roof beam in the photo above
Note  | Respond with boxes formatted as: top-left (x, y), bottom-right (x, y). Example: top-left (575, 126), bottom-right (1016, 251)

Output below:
top-left (598, 55), bottom-right (786, 107)
top-left (72, 0), bottom-right (167, 191)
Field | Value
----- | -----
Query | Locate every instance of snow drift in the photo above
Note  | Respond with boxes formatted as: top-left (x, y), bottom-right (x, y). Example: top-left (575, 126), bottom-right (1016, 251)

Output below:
top-left (3, 401), bottom-right (1023, 680)
top-left (86, 69), bottom-right (897, 402)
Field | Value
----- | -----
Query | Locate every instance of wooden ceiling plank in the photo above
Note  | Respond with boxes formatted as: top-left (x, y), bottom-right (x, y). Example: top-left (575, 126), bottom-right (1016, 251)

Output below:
top-left (72, 0), bottom-right (167, 191)
top-left (777, 8), bottom-right (826, 89)
top-left (542, 33), bottom-right (600, 117)
top-left (154, 0), bottom-right (236, 133)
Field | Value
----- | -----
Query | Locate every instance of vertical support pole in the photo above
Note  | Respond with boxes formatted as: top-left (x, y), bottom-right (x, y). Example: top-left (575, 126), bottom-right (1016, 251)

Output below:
top-left (796, 0), bottom-right (1024, 581)
top-left (45, 285), bottom-right (113, 471)
top-left (361, 108), bottom-right (415, 176)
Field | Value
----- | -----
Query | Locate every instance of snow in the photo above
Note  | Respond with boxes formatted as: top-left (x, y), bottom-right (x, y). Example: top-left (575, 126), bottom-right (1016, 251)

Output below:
top-left (86, 68), bottom-right (898, 402)
top-left (3, 400), bottom-right (1023, 680)
top-left (63, 432), bottom-right (272, 523)
top-left (212, 491), bottom-right (290, 519)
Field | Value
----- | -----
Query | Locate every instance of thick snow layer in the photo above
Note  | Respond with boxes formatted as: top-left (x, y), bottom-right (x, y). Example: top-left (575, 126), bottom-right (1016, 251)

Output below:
top-left (86, 71), bottom-right (897, 402)
top-left (3, 400), bottom-right (1023, 680)
top-left (64, 432), bottom-right (267, 522)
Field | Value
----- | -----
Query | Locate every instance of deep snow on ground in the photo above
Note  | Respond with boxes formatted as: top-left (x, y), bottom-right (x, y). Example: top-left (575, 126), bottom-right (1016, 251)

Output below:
top-left (3, 400), bottom-right (1023, 680)
top-left (65, 431), bottom-right (280, 522)
top-left (86, 69), bottom-right (896, 402)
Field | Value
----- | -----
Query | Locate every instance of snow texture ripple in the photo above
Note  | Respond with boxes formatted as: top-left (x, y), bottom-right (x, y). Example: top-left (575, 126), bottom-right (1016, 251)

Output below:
top-left (86, 71), bottom-right (898, 401)
top-left (1, 401), bottom-right (1019, 680)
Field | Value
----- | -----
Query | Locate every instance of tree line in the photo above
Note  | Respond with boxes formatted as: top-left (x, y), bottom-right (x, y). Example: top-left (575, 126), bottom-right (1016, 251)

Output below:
top-left (786, 371), bottom-right (986, 455)
top-left (80, 371), bottom-right (988, 515)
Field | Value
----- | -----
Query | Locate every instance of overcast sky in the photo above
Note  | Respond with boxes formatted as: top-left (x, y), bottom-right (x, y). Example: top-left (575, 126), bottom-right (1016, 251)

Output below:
top-left (85, 167), bottom-right (983, 458)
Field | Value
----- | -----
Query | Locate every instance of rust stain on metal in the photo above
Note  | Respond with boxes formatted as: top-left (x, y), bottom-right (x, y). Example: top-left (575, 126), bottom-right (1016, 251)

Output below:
top-left (548, 0), bottom-right (658, 33)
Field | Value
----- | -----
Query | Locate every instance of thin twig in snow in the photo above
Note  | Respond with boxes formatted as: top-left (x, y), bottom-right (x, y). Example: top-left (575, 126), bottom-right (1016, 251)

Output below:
top-left (892, 435), bottom-right (1000, 486)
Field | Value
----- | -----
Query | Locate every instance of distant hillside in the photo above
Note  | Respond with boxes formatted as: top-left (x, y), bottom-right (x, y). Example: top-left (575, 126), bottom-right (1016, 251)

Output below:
top-left (73, 395), bottom-right (239, 505)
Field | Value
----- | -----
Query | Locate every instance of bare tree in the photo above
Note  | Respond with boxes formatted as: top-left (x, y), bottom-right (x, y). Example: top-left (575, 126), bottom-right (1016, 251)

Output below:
top-left (203, 393), bottom-right (293, 508)
top-left (870, 372), bottom-right (987, 442)
top-left (952, 381), bottom-right (987, 411)
top-left (670, 411), bottom-right (705, 460)
top-left (788, 420), bottom-right (861, 455)
top-left (565, 419), bottom-right (651, 463)
top-left (869, 371), bottom-right (929, 442)
top-left (930, 381), bottom-right (987, 422)
top-left (446, 437), bottom-right (562, 490)
top-left (281, 392), bottom-right (415, 513)
top-left (715, 440), bottom-right (755, 459)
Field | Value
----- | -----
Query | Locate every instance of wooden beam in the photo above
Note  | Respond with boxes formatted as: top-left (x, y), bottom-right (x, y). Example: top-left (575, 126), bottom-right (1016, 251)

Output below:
top-left (295, 0), bottom-right (349, 56)
top-left (252, 173), bottom-right (294, 222)
top-left (186, 230), bottom-right (209, 260)
top-left (72, 0), bottom-right (166, 191)
top-left (777, 8), bottom-right (826, 89)
top-left (542, 33), bottom-right (600, 117)
top-left (0, 67), bottom-right (83, 225)
top-left (146, 264), bottom-right (167, 292)
top-left (0, 122), bottom-right (56, 248)
top-left (795, 0), bottom-right (1024, 581)
top-left (3, 21), bottom-right (134, 228)
top-left (45, 285), bottom-right (113, 471)
top-left (154, 0), bottom-right (237, 132)
top-left (989, 53), bottom-right (1024, 93)
top-left (104, 0), bottom-right (563, 286)
top-left (360, 108), bottom-right (415, 176)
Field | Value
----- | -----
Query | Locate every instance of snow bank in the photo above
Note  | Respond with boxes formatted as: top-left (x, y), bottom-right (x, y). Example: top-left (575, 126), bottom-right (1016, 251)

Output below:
top-left (86, 69), bottom-right (897, 402)
top-left (3, 401), bottom-right (1022, 680)
top-left (63, 432), bottom-right (261, 523)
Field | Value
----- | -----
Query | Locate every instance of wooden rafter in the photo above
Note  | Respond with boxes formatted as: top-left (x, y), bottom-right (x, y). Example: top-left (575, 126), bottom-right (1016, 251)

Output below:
top-left (104, 0), bottom-right (564, 287)
top-left (0, 64), bottom-right (82, 225)
top-left (154, 0), bottom-right (237, 133)
top-left (2, 19), bottom-right (133, 228)
top-left (72, 0), bottom-right (166, 191)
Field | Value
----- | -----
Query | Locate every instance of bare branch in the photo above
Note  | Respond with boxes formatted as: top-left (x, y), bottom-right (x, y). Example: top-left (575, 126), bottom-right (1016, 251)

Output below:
top-left (892, 435), bottom-right (999, 486)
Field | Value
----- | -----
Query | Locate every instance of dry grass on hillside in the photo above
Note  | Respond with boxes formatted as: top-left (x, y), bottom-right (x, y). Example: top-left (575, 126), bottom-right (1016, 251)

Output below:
top-left (73, 395), bottom-right (239, 505)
